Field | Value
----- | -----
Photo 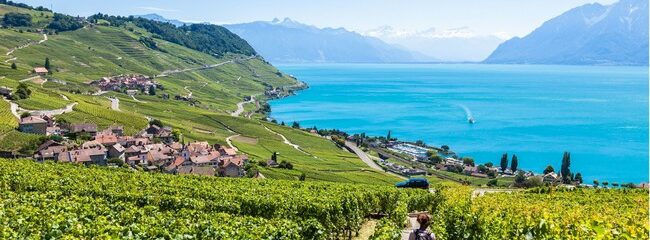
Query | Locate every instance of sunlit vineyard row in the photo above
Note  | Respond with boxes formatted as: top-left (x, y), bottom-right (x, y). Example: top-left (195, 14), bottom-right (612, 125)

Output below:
top-left (0, 159), bottom-right (441, 239)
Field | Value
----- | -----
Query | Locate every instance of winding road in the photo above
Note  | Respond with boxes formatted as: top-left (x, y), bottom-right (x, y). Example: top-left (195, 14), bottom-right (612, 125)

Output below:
top-left (225, 134), bottom-right (240, 151)
top-left (231, 96), bottom-right (255, 117)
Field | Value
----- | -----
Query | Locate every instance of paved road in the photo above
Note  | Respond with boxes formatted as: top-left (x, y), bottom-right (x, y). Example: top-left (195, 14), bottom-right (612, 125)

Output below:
top-left (231, 96), bottom-right (255, 117)
top-left (345, 141), bottom-right (383, 171)
top-left (345, 141), bottom-right (407, 180)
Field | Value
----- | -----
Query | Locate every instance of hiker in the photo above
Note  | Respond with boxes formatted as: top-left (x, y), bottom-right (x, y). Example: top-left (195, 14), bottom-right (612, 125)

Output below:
top-left (408, 213), bottom-right (436, 240)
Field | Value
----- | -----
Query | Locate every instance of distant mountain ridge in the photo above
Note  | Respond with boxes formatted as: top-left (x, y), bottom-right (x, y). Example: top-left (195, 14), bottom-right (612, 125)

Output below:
top-left (364, 26), bottom-right (506, 62)
top-left (223, 18), bottom-right (431, 63)
top-left (484, 0), bottom-right (648, 65)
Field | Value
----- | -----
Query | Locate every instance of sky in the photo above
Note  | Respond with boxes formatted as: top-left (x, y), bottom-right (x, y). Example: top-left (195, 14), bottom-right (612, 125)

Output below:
top-left (16, 0), bottom-right (618, 38)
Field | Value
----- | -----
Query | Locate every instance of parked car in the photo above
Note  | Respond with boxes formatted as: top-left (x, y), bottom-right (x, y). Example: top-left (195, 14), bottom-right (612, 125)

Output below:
top-left (395, 178), bottom-right (429, 189)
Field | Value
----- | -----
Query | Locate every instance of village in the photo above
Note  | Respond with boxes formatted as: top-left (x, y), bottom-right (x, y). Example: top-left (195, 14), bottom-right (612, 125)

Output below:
top-left (17, 114), bottom-right (249, 177)
top-left (347, 134), bottom-right (597, 187)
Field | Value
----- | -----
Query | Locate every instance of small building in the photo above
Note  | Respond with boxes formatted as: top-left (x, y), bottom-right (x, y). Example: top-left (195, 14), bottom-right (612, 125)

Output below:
top-left (219, 156), bottom-right (246, 177)
top-left (126, 90), bottom-right (138, 96)
top-left (58, 148), bottom-right (107, 165)
top-left (105, 125), bottom-right (124, 136)
top-left (94, 133), bottom-right (118, 146)
top-left (19, 116), bottom-right (48, 135)
top-left (33, 67), bottom-right (49, 75)
top-left (33, 140), bottom-right (66, 160)
top-left (543, 172), bottom-right (560, 183)
top-left (107, 143), bottom-right (125, 160)
top-left (69, 123), bottom-right (98, 136)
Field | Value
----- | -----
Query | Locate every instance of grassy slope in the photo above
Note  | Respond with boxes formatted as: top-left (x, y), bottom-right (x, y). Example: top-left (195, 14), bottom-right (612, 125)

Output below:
top-left (0, 5), bottom-right (399, 185)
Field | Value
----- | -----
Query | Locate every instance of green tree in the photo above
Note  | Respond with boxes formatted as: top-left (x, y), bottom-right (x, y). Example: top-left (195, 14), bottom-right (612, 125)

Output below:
top-left (2, 12), bottom-right (32, 27)
top-left (271, 152), bottom-right (278, 161)
top-left (574, 172), bottom-right (583, 184)
top-left (14, 83), bottom-right (31, 99)
top-left (500, 153), bottom-right (508, 171)
top-left (514, 171), bottom-right (527, 187)
top-left (477, 165), bottom-right (487, 174)
top-left (612, 182), bottom-right (619, 187)
top-left (484, 162), bottom-right (494, 168)
top-left (487, 179), bottom-right (498, 187)
top-left (11, 62), bottom-right (17, 69)
top-left (560, 152), bottom-right (572, 184)
top-left (602, 181), bottom-right (609, 188)
top-left (386, 130), bottom-right (392, 142)
top-left (44, 57), bottom-right (51, 71)
top-left (149, 119), bottom-right (164, 128)
top-left (440, 145), bottom-right (450, 152)
top-left (593, 179), bottom-right (599, 187)
top-left (543, 165), bottom-right (555, 174)
top-left (291, 121), bottom-right (300, 129)
top-left (148, 85), bottom-right (156, 95)
top-left (299, 173), bottom-right (306, 181)
top-left (511, 154), bottom-right (518, 172)
top-left (462, 157), bottom-right (475, 167)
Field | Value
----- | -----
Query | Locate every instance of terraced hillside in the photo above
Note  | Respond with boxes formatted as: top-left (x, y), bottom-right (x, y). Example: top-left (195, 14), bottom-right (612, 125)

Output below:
top-left (0, 4), bottom-right (400, 184)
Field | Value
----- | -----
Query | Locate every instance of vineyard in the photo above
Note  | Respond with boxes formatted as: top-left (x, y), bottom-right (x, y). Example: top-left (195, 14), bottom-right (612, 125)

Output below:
top-left (427, 185), bottom-right (649, 240)
top-left (0, 159), bottom-right (647, 239)
top-left (0, 159), bottom-right (441, 239)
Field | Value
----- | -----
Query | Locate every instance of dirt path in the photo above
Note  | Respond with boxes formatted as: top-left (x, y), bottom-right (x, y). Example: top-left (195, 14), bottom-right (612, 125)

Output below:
top-left (471, 188), bottom-right (518, 199)
top-left (5, 33), bottom-right (48, 61)
top-left (19, 76), bottom-right (41, 83)
top-left (157, 60), bottom-right (233, 77)
top-left (92, 91), bottom-right (108, 96)
top-left (24, 102), bottom-right (77, 116)
top-left (225, 134), bottom-right (240, 151)
top-left (60, 94), bottom-right (69, 101)
top-left (401, 213), bottom-right (422, 240)
top-left (262, 125), bottom-right (315, 157)
top-left (131, 95), bottom-right (146, 103)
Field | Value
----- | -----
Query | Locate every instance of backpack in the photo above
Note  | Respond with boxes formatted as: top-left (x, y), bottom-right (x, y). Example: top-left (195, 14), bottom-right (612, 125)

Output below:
top-left (413, 229), bottom-right (435, 240)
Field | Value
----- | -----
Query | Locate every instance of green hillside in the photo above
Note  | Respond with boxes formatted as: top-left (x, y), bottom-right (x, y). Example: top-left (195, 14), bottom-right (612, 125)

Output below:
top-left (0, 4), bottom-right (400, 185)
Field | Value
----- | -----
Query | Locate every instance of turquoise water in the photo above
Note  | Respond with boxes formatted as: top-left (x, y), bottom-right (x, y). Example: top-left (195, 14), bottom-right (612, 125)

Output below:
top-left (270, 64), bottom-right (649, 184)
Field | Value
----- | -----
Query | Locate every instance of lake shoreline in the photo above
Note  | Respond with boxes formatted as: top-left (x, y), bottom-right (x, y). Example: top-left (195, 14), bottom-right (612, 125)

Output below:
top-left (267, 64), bottom-right (649, 184)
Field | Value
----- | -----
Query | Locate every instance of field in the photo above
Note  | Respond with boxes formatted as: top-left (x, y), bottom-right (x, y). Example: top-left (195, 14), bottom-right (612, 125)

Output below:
top-left (0, 4), bottom-right (399, 184)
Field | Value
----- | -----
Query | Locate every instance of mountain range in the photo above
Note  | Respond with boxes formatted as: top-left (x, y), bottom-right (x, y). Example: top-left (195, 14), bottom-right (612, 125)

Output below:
top-left (223, 18), bottom-right (431, 63)
top-left (364, 26), bottom-right (506, 62)
top-left (484, 0), bottom-right (648, 65)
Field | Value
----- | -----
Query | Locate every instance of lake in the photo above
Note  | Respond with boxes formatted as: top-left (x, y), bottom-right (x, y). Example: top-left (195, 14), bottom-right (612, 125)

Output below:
top-left (270, 64), bottom-right (649, 184)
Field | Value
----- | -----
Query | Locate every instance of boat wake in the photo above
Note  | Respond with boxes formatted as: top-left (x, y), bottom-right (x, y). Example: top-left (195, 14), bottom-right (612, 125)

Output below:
top-left (458, 104), bottom-right (475, 124)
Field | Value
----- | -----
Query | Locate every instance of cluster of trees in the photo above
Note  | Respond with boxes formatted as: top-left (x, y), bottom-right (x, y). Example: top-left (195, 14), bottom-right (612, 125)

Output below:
top-left (0, 0), bottom-right (51, 12)
top-left (498, 153), bottom-right (520, 172)
top-left (11, 83), bottom-right (31, 100)
top-left (138, 36), bottom-right (159, 51)
top-left (46, 13), bottom-right (83, 32)
top-left (2, 12), bottom-right (32, 27)
top-left (542, 152), bottom-right (582, 184)
top-left (88, 14), bottom-right (257, 56)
